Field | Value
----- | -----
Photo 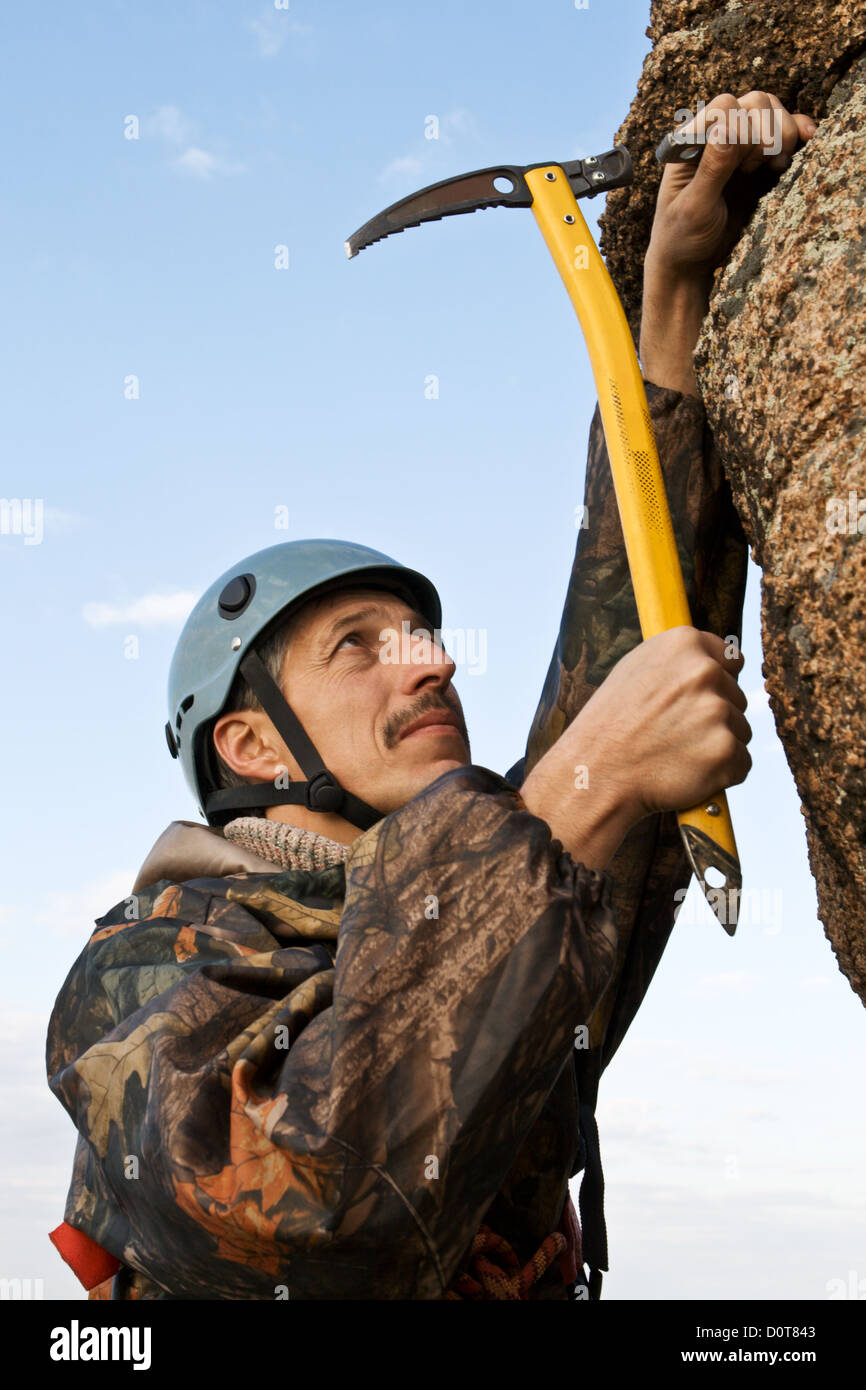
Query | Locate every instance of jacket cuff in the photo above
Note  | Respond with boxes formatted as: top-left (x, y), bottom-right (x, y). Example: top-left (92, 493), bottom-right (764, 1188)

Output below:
top-left (642, 376), bottom-right (707, 415)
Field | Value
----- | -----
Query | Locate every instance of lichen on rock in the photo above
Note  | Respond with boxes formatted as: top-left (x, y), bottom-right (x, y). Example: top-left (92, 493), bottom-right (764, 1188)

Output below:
top-left (599, 2), bottom-right (866, 1001)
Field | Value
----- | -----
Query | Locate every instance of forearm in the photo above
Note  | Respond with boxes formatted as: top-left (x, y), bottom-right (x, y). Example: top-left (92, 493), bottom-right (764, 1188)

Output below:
top-left (639, 255), bottom-right (712, 397)
top-left (523, 380), bottom-right (711, 774)
top-left (519, 748), bottom-right (640, 873)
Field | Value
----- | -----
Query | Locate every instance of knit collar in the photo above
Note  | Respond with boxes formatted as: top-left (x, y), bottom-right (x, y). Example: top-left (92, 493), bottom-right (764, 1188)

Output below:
top-left (222, 816), bottom-right (350, 872)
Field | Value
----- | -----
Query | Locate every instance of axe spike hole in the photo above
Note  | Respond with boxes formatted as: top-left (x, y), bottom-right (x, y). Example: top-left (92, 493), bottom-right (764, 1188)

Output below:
top-left (493, 175), bottom-right (515, 193)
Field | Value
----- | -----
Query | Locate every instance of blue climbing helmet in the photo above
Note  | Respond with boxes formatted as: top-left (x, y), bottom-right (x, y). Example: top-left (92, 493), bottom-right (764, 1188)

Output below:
top-left (165, 539), bottom-right (442, 828)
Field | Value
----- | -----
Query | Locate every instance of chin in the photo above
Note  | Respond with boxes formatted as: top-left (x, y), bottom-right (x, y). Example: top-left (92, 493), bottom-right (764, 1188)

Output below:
top-left (416, 755), bottom-right (469, 788)
top-left (383, 755), bottom-right (470, 812)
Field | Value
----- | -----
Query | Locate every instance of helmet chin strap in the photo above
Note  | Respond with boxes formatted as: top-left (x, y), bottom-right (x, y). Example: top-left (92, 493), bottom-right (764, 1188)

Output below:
top-left (204, 649), bottom-right (385, 831)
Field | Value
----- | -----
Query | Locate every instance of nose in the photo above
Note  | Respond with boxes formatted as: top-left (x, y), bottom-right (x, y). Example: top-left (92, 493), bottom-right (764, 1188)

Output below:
top-left (397, 626), bottom-right (456, 694)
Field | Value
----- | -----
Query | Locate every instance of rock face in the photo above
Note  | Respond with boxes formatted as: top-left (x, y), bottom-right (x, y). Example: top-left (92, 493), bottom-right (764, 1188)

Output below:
top-left (597, 2), bottom-right (866, 1003)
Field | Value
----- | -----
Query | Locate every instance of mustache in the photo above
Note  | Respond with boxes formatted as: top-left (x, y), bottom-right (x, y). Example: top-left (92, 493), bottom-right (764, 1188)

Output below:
top-left (385, 693), bottom-right (469, 749)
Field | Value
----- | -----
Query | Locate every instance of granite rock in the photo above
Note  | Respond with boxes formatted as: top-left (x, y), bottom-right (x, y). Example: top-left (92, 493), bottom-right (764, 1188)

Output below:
top-left (599, 2), bottom-right (866, 1000)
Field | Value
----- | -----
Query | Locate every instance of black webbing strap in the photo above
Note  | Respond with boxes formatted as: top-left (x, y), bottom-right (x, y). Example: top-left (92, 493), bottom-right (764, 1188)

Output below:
top-left (204, 649), bottom-right (384, 830)
top-left (575, 1051), bottom-right (608, 1301)
top-left (239, 651), bottom-right (326, 783)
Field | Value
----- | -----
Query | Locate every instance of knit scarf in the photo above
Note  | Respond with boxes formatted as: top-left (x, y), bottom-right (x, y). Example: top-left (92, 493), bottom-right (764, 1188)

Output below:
top-left (222, 815), bottom-right (349, 872)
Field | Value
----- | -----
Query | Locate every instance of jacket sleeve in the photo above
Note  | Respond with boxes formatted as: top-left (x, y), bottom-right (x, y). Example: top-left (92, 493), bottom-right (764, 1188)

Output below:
top-left (46, 765), bottom-right (618, 1301)
top-left (516, 379), bottom-right (749, 1071)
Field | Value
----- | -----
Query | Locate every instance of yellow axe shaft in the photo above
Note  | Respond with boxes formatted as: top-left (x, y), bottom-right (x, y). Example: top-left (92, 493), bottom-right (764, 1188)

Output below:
top-left (524, 165), bottom-right (740, 931)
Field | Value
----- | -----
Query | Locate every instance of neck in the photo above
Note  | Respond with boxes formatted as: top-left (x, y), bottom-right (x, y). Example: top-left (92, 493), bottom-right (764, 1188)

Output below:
top-left (264, 803), bottom-right (363, 846)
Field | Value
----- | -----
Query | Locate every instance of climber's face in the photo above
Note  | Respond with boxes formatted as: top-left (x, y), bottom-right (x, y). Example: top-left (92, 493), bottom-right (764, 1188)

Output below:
top-left (212, 585), bottom-right (471, 840)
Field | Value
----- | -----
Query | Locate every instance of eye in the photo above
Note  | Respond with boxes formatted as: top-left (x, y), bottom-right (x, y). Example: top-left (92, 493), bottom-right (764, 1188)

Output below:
top-left (335, 630), bottom-right (363, 652)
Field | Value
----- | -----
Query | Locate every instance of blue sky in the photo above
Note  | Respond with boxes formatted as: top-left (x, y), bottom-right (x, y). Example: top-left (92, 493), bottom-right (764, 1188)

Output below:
top-left (2, 0), bottom-right (863, 1301)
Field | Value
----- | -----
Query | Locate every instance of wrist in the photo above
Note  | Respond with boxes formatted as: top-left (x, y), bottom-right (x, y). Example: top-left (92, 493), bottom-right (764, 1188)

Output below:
top-left (639, 265), bottom-right (710, 396)
top-left (519, 742), bottom-right (643, 873)
top-left (643, 245), bottom-right (714, 299)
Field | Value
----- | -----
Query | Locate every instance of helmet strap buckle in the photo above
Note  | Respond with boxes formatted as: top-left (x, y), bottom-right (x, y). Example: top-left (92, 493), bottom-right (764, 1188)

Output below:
top-left (305, 771), bottom-right (344, 815)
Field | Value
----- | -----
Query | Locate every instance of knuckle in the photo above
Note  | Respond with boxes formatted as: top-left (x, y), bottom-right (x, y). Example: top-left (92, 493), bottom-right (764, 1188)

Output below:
top-left (715, 726), bottom-right (739, 761)
top-left (692, 660), bottom-right (721, 695)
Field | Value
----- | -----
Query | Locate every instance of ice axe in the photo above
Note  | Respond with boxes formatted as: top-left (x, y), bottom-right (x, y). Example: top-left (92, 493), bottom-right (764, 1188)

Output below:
top-left (345, 147), bottom-right (741, 935)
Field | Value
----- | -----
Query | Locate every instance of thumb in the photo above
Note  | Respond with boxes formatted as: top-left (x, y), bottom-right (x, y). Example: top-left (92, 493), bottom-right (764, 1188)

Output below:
top-left (792, 112), bottom-right (819, 141)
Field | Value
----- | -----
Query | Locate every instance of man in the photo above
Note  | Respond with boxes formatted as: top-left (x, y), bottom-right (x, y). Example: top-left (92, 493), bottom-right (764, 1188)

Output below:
top-left (46, 94), bottom-right (816, 1300)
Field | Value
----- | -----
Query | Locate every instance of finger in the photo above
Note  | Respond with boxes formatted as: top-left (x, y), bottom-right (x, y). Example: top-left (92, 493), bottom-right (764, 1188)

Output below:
top-left (736, 92), bottom-right (787, 172)
top-left (735, 92), bottom-right (809, 173)
top-left (679, 95), bottom-right (755, 204)
top-left (777, 110), bottom-right (819, 168)
top-left (717, 692), bottom-right (750, 745)
top-left (792, 112), bottom-right (819, 141)
top-left (717, 668), bottom-right (749, 713)
top-left (704, 660), bottom-right (749, 714)
top-left (696, 629), bottom-right (746, 675)
top-left (728, 742), bottom-right (753, 787)
top-left (723, 702), bottom-right (753, 744)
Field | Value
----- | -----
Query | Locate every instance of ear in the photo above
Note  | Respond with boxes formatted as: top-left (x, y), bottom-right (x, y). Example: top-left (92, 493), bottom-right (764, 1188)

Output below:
top-left (212, 708), bottom-right (303, 783)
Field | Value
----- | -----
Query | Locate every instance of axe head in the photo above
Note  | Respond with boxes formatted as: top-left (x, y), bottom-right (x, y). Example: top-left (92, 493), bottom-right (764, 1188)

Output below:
top-left (345, 147), bottom-right (632, 258)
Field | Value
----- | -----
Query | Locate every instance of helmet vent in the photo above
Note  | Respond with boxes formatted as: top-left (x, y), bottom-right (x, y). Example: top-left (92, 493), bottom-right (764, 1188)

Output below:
top-left (175, 693), bottom-right (195, 730)
top-left (218, 573), bottom-right (256, 619)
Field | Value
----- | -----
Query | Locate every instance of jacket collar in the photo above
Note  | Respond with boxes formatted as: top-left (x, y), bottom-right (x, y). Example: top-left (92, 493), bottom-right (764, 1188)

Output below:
top-left (132, 820), bottom-right (276, 894)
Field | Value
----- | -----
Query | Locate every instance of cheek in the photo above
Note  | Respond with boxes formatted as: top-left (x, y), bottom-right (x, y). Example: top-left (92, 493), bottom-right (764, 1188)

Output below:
top-left (329, 688), bottom-right (388, 760)
top-left (311, 665), bottom-right (395, 763)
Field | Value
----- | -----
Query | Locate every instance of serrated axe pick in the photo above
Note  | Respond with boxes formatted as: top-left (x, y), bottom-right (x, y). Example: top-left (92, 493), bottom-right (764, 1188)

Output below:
top-left (345, 147), bottom-right (741, 935)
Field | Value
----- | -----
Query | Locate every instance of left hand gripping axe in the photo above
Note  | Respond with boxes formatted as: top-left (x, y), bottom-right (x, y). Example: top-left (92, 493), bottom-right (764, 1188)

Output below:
top-left (345, 148), bottom-right (741, 935)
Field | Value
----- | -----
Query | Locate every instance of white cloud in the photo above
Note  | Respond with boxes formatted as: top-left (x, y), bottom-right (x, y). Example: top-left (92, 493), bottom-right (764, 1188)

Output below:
top-left (798, 974), bottom-right (834, 993)
top-left (379, 155), bottom-right (424, 183)
top-left (377, 109), bottom-right (483, 184)
top-left (82, 590), bottom-right (197, 628)
top-left (629, 1037), bottom-right (679, 1056)
top-left (684, 1057), bottom-right (797, 1086)
top-left (28, 870), bottom-right (137, 942)
top-left (760, 738), bottom-right (786, 756)
top-left (744, 683), bottom-right (771, 712)
top-left (436, 109), bottom-right (482, 146)
top-left (145, 105), bottom-right (243, 180)
top-left (600, 1095), bottom-right (667, 1137)
top-left (247, 13), bottom-right (286, 57)
top-left (0, 1004), bottom-right (91, 1298)
top-left (172, 147), bottom-right (244, 180)
top-left (245, 9), bottom-right (314, 58)
top-left (146, 104), bottom-right (194, 146)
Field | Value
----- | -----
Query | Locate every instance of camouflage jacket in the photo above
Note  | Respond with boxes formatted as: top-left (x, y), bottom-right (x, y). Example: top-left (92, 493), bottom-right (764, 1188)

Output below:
top-left (46, 380), bottom-right (748, 1300)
